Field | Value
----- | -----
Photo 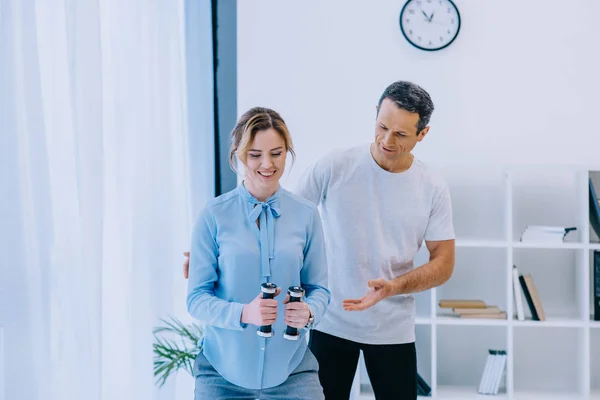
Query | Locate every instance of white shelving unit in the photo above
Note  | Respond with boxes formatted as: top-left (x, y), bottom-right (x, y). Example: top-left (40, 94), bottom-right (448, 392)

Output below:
top-left (352, 166), bottom-right (600, 400)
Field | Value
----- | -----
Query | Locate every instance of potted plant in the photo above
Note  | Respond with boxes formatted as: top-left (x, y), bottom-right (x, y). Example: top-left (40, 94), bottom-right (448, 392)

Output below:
top-left (152, 317), bottom-right (203, 387)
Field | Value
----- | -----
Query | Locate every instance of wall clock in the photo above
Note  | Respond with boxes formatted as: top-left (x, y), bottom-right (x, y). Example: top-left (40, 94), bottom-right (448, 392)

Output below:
top-left (399, 0), bottom-right (461, 51)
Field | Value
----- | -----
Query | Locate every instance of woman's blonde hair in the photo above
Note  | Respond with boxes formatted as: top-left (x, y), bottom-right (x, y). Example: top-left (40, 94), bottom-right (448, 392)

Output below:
top-left (229, 107), bottom-right (295, 171)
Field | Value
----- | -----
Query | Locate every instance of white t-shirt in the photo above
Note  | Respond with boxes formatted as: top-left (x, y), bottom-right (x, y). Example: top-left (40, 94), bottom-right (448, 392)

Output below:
top-left (295, 144), bottom-right (455, 344)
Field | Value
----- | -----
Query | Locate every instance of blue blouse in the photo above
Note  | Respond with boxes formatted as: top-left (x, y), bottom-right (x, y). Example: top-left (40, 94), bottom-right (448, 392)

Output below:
top-left (186, 182), bottom-right (330, 389)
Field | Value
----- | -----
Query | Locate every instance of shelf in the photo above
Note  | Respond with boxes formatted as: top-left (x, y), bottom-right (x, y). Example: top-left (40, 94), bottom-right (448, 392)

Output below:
top-left (438, 247), bottom-right (508, 322)
top-left (511, 391), bottom-right (586, 400)
top-left (357, 167), bottom-right (599, 400)
top-left (513, 249), bottom-right (585, 322)
top-left (510, 168), bottom-right (583, 246)
top-left (513, 316), bottom-right (585, 328)
top-left (358, 392), bottom-right (449, 400)
top-left (431, 316), bottom-right (586, 328)
top-left (592, 330), bottom-right (600, 396)
top-left (436, 315), bottom-right (507, 326)
top-left (513, 327), bottom-right (581, 395)
top-left (513, 241), bottom-right (585, 249)
top-left (435, 385), bottom-right (507, 399)
top-left (455, 239), bottom-right (507, 248)
top-left (437, 325), bottom-right (506, 397)
top-left (358, 387), bottom-right (589, 398)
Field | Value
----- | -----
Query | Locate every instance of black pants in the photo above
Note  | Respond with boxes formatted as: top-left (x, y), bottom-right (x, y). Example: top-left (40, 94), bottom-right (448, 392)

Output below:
top-left (308, 330), bottom-right (417, 400)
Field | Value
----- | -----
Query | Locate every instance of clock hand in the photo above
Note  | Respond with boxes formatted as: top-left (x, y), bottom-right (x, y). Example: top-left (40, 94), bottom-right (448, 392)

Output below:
top-left (421, 10), bottom-right (430, 21)
top-left (429, 12), bottom-right (435, 21)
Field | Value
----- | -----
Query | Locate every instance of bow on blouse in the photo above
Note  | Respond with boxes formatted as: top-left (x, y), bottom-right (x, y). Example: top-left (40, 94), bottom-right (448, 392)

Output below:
top-left (248, 198), bottom-right (281, 278)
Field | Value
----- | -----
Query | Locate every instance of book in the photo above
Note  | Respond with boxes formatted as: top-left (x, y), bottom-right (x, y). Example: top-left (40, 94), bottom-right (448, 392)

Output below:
top-left (519, 274), bottom-right (546, 321)
top-left (590, 178), bottom-right (600, 240)
top-left (594, 250), bottom-right (600, 321)
top-left (442, 305), bottom-right (507, 319)
top-left (491, 351), bottom-right (507, 394)
top-left (478, 350), bottom-right (495, 394)
top-left (459, 311), bottom-right (507, 319)
top-left (439, 299), bottom-right (487, 309)
top-left (478, 350), bottom-right (507, 395)
top-left (512, 265), bottom-right (525, 321)
top-left (520, 225), bottom-right (577, 243)
top-left (453, 306), bottom-right (501, 315)
top-left (417, 373), bottom-right (431, 396)
top-left (522, 225), bottom-right (573, 233)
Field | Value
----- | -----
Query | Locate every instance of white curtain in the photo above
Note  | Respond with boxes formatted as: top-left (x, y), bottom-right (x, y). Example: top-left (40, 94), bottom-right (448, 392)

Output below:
top-left (0, 1), bottom-right (215, 399)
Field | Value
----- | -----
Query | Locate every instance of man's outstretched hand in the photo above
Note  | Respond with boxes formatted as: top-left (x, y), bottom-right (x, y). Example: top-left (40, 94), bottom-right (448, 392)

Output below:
top-left (183, 251), bottom-right (190, 279)
top-left (343, 278), bottom-right (393, 311)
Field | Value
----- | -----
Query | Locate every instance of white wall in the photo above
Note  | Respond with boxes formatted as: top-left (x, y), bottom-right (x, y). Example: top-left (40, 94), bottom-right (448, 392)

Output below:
top-left (237, 0), bottom-right (600, 191)
top-left (237, 0), bottom-right (600, 391)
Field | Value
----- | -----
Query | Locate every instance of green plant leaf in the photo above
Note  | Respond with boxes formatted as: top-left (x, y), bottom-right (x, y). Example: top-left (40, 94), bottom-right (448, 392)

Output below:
top-left (152, 316), bottom-right (203, 387)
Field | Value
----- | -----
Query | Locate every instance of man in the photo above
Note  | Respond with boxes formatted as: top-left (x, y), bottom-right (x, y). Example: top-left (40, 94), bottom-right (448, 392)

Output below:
top-left (184, 80), bottom-right (455, 399)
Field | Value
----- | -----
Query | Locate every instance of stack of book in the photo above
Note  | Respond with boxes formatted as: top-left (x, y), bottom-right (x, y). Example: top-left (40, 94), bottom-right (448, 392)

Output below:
top-left (439, 299), bottom-right (507, 319)
top-left (477, 349), bottom-right (507, 395)
top-left (519, 225), bottom-right (576, 243)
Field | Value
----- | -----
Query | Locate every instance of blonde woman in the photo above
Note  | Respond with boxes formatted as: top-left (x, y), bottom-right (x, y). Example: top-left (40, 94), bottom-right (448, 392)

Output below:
top-left (187, 107), bottom-right (330, 399)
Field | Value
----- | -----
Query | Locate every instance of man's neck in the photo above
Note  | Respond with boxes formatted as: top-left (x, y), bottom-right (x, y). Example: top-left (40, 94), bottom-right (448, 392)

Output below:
top-left (370, 144), bottom-right (414, 173)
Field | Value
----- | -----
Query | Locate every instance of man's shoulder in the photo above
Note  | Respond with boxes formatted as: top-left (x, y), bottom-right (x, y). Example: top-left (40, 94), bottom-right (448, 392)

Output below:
top-left (313, 143), bottom-right (369, 171)
top-left (331, 143), bottom-right (369, 164)
top-left (411, 159), bottom-right (449, 189)
top-left (280, 188), bottom-right (318, 212)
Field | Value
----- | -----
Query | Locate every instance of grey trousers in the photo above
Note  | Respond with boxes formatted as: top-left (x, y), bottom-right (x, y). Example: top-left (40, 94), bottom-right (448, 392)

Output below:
top-left (193, 349), bottom-right (325, 400)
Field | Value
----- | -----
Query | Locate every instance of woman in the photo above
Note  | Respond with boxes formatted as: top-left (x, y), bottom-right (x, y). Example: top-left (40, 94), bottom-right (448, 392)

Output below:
top-left (187, 107), bottom-right (330, 399)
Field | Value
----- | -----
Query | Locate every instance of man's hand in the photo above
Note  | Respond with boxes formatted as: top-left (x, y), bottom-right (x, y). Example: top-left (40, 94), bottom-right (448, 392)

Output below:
top-left (183, 251), bottom-right (190, 279)
top-left (283, 294), bottom-right (311, 328)
top-left (342, 278), bottom-right (394, 311)
top-left (241, 288), bottom-right (282, 326)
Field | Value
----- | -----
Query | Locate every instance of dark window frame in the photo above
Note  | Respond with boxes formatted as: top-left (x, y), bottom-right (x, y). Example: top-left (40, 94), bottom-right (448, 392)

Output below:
top-left (212, 0), bottom-right (237, 196)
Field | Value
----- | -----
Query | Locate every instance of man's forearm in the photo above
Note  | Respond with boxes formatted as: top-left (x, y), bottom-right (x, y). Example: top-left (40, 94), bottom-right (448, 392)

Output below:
top-left (390, 256), bottom-right (454, 296)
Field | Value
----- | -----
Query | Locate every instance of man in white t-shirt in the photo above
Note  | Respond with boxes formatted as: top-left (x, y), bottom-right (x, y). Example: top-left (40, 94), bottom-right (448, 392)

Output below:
top-left (296, 80), bottom-right (455, 400)
top-left (183, 80), bottom-right (455, 399)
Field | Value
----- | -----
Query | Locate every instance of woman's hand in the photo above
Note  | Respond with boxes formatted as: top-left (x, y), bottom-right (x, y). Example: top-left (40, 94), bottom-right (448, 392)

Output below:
top-left (283, 295), bottom-right (311, 328)
top-left (241, 288), bottom-right (281, 326)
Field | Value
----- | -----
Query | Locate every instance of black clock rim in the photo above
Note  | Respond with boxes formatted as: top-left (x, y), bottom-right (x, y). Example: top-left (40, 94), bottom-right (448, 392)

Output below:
top-left (399, 0), bottom-right (461, 52)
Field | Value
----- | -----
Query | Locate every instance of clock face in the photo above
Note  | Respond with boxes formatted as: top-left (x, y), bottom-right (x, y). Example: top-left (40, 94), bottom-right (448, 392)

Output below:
top-left (399, 0), bottom-right (461, 51)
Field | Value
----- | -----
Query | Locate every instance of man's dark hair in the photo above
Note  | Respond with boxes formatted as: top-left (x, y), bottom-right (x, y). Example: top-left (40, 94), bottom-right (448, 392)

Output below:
top-left (377, 81), bottom-right (435, 134)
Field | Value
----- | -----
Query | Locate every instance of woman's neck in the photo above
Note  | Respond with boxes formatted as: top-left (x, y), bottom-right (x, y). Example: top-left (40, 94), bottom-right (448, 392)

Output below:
top-left (243, 181), bottom-right (278, 202)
